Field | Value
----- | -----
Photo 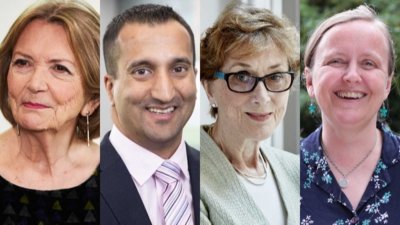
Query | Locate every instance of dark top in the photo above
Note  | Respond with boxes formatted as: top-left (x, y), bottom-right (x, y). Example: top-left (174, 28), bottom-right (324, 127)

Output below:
top-left (100, 131), bottom-right (200, 225)
top-left (300, 123), bottom-right (400, 225)
top-left (0, 169), bottom-right (99, 225)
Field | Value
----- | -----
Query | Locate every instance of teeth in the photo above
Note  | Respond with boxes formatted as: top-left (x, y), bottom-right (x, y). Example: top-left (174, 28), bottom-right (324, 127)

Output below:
top-left (148, 107), bottom-right (175, 114)
top-left (336, 91), bottom-right (365, 99)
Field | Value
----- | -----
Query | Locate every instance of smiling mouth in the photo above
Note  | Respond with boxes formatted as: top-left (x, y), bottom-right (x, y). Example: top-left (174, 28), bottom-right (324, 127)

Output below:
top-left (23, 102), bottom-right (49, 109)
top-left (246, 112), bottom-right (272, 121)
top-left (147, 106), bottom-right (176, 114)
top-left (335, 91), bottom-right (366, 100)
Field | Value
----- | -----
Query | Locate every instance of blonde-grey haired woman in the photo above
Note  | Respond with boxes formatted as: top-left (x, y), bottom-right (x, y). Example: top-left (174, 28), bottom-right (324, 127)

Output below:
top-left (200, 3), bottom-right (300, 225)
top-left (301, 5), bottom-right (400, 225)
top-left (0, 0), bottom-right (99, 224)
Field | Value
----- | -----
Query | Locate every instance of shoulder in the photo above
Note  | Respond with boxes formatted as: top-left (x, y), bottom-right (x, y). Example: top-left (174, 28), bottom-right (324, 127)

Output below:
top-left (263, 144), bottom-right (299, 165)
top-left (262, 144), bottom-right (299, 182)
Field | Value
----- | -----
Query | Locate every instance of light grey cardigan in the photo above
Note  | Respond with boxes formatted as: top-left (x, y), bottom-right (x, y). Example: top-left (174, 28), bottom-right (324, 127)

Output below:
top-left (200, 126), bottom-right (300, 225)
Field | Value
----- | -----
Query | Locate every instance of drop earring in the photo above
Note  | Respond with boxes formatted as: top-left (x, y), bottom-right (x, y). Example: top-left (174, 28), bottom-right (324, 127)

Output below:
top-left (16, 124), bottom-right (20, 136)
top-left (308, 99), bottom-right (317, 116)
top-left (379, 102), bottom-right (388, 121)
top-left (86, 112), bottom-right (90, 147)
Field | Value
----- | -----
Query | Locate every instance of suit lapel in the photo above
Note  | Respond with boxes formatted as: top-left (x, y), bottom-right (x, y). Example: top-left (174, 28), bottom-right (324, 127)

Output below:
top-left (186, 144), bottom-right (200, 225)
top-left (101, 133), bottom-right (152, 225)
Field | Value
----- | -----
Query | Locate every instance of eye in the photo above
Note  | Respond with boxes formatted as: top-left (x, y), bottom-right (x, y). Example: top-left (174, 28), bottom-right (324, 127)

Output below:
top-left (232, 71), bottom-right (252, 83)
top-left (269, 73), bottom-right (284, 81)
top-left (328, 58), bottom-right (344, 65)
top-left (362, 59), bottom-right (376, 69)
top-left (172, 66), bottom-right (188, 73)
top-left (53, 64), bottom-right (72, 75)
top-left (132, 68), bottom-right (151, 76)
top-left (12, 59), bottom-right (30, 67)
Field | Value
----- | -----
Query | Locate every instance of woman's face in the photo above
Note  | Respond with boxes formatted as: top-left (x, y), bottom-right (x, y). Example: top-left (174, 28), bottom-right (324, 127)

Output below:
top-left (305, 20), bottom-right (392, 128)
top-left (8, 19), bottom-right (88, 132)
top-left (205, 44), bottom-right (291, 141)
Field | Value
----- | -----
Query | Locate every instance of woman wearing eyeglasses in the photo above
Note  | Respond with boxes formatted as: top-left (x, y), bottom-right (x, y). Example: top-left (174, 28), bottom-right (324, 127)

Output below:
top-left (200, 3), bottom-right (300, 225)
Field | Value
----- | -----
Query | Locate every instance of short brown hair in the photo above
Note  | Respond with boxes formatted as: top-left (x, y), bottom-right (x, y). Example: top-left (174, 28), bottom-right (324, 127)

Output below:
top-left (0, 0), bottom-right (100, 140)
top-left (304, 4), bottom-right (395, 76)
top-left (200, 4), bottom-right (300, 117)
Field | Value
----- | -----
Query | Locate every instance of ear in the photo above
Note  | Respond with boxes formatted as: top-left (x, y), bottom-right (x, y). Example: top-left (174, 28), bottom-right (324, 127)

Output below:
top-left (304, 67), bottom-right (315, 98)
top-left (384, 75), bottom-right (393, 99)
top-left (80, 98), bottom-right (100, 116)
top-left (202, 79), bottom-right (216, 104)
top-left (104, 74), bottom-right (116, 106)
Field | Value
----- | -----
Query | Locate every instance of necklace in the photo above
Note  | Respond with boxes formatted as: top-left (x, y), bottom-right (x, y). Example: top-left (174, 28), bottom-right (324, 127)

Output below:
top-left (321, 133), bottom-right (377, 189)
top-left (206, 125), bottom-right (268, 185)
top-left (232, 151), bottom-right (268, 185)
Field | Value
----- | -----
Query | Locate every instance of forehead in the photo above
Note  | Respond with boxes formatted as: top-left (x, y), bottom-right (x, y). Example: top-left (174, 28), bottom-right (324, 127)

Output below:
top-left (316, 20), bottom-right (389, 57)
top-left (223, 43), bottom-right (288, 70)
top-left (14, 19), bottom-right (74, 58)
top-left (115, 21), bottom-right (192, 63)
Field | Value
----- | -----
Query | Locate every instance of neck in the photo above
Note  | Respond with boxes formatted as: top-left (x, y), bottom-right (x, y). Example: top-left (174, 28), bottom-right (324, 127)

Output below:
top-left (17, 126), bottom-right (78, 173)
top-left (321, 119), bottom-right (380, 165)
top-left (210, 122), bottom-right (261, 171)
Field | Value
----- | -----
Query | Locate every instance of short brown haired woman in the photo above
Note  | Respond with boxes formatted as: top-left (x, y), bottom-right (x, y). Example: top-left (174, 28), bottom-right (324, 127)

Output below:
top-left (200, 3), bottom-right (300, 225)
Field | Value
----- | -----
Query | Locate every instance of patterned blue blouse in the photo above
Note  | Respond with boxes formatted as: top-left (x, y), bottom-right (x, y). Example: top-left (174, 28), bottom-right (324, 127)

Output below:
top-left (300, 123), bottom-right (400, 225)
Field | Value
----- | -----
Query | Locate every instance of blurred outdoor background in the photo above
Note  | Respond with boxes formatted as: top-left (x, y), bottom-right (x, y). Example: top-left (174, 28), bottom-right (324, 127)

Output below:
top-left (300, 0), bottom-right (400, 138)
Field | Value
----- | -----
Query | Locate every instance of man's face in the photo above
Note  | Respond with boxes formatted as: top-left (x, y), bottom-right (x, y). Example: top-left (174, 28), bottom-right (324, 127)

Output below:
top-left (105, 21), bottom-right (196, 152)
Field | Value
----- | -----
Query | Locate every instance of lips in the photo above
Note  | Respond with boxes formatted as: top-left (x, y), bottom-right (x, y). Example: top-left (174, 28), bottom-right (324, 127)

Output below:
top-left (246, 112), bottom-right (272, 122)
top-left (335, 91), bottom-right (366, 100)
top-left (22, 102), bottom-right (49, 109)
top-left (147, 106), bottom-right (175, 114)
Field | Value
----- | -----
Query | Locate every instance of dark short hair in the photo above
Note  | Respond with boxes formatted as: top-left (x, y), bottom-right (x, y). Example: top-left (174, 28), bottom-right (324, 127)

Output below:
top-left (103, 4), bottom-right (196, 77)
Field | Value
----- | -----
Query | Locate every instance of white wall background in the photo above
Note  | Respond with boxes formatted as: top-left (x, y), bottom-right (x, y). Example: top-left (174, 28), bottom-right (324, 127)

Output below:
top-left (0, 0), bottom-right (100, 133)
top-left (200, 0), bottom-right (300, 153)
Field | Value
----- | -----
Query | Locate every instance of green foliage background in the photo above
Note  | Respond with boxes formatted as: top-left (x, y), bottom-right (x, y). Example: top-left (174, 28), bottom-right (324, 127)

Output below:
top-left (300, 0), bottom-right (400, 138)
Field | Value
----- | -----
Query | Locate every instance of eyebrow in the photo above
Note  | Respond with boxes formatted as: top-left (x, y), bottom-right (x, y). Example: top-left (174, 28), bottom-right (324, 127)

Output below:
top-left (126, 60), bottom-right (154, 72)
top-left (13, 51), bottom-right (76, 65)
top-left (126, 57), bottom-right (193, 72)
top-left (227, 62), bottom-right (286, 71)
top-left (172, 57), bottom-right (192, 66)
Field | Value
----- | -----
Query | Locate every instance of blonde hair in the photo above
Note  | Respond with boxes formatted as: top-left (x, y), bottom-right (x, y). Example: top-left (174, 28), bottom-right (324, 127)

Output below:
top-left (0, 0), bottom-right (100, 140)
top-left (304, 4), bottom-right (395, 76)
top-left (200, 3), bottom-right (299, 117)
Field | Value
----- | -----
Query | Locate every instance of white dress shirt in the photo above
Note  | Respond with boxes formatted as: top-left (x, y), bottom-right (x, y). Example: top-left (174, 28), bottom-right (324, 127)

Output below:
top-left (109, 125), bottom-right (194, 225)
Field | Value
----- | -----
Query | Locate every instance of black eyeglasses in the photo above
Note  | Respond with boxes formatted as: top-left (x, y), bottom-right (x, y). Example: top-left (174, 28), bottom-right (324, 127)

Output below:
top-left (214, 70), bottom-right (294, 93)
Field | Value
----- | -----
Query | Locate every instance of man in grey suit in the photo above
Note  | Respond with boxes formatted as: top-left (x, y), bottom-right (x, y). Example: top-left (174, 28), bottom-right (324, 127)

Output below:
top-left (101, 4), bottom-right (199, 225)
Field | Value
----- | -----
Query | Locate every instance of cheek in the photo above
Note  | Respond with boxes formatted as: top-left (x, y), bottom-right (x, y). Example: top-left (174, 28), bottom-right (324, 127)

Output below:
top-left (53, 82), bottom-right (85, 114)
top-left (273, 93), bottom-right (289, 115)
top-left (115, 80), bottom-right (146, 106)
top-left (7, 72), bottom-right (24, 101)
top-left (176, 76), bottom-right (197, 101)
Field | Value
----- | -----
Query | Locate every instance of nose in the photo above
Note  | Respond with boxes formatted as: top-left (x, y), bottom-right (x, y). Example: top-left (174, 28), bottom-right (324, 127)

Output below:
top-left (150, 70), bottom-right (176, 102)
top-left (27, 66), bottom-right (48, 92)
top-left (251, 81), bottom-right (271, 105)
top-left (343, 61), bottom-right (362, 83)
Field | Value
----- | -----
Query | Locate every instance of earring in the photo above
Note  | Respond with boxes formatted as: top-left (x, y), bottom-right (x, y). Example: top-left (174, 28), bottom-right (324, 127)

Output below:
top-left (86, 112), bottom-right (90, 147)
top-left (16, 124), bottom-right (20, 136)
top-left (308, 99), bottom-right (317, 116)
top-left (211, 103), bottom-right (217, 108)
top-left (379, 102), bottom-right (388, 120)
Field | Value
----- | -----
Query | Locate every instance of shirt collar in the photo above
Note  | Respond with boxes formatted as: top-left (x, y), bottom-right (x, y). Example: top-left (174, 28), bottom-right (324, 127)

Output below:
top-left (109, 125), bottom-right (189, 186)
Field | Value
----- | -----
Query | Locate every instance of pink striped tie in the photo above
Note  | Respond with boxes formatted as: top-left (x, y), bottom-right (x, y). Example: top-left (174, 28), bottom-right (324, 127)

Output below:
top-left (155, 161), bottom-right (192, 225)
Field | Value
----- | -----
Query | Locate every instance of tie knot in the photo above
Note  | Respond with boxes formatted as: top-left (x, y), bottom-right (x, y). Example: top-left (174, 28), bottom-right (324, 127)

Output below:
top-left (155, 160), bottom-right (182, 184)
